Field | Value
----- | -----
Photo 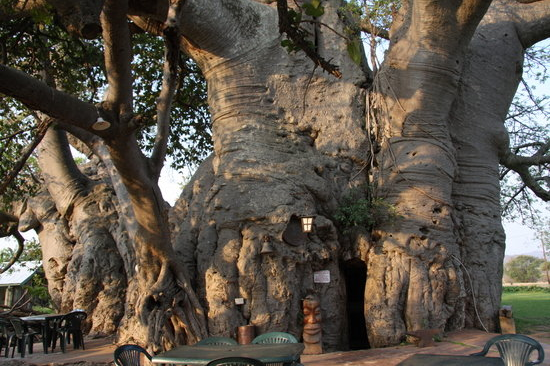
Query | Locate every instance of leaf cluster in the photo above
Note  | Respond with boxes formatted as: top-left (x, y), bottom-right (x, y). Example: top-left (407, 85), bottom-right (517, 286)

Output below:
top-left (335, 184), bottom-right (399, 232)
top-left (0, 239), bottom-right (42, 263)
top-left (280, 1), bottom-right (324, 54)
top-left (0, 16), bottom-right (105, 208)
top-left (0, 13), bottom-right (213, 208)
top-left (131, 33), bottom-right (212, 170)
top-left (24, 273), bottom-right (52, 306)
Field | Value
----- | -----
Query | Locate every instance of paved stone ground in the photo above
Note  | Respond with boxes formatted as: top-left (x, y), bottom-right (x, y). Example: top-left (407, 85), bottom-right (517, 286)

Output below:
top-left (0, 329), bottom-right (548, 366)
top-left (301, 329), bottom-right (550, 366)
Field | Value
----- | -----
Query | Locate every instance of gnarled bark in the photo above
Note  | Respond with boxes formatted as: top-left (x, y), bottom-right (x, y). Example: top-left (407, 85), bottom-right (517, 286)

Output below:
top-left (170, 0), bottom-right (370, 351)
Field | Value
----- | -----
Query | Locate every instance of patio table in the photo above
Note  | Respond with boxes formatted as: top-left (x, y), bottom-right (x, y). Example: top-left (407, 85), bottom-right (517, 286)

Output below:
top-left (397, 353), bottom-right (504, 366)
top-left (151, 342), bottom-right (304, 365)
top-left (20, 314), bottom-right (64, 354)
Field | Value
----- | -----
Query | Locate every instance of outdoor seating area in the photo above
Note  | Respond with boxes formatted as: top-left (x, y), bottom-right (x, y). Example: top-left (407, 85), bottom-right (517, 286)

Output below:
top-left (145, 332), bottom-right (303, 365)
top-left (0, 310), bottom-right (87, 359)
top-left (0, 329), bottom-right (548, 366)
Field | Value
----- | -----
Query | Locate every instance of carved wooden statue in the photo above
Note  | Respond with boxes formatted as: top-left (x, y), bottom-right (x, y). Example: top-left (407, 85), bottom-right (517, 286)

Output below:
top-left (302, 295), bottom-right (323, 354)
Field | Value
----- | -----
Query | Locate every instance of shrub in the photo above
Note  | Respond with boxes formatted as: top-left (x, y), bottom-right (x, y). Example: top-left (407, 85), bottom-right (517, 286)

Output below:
top-left (502, 286), bottom-right (550, 293)
top-left (335, 185), bottom-right (399, 233)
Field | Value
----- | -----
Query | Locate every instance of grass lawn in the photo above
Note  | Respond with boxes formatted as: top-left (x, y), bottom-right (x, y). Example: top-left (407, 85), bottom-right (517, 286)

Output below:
top-left (501, 291), bottom-right (550, 334)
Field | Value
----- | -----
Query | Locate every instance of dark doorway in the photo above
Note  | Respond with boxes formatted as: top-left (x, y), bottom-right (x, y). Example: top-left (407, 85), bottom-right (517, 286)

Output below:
top-left (343, 259), bottom-right (369, 350)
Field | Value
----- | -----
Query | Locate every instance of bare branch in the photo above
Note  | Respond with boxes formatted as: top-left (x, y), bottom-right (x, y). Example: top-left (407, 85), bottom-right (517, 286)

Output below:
top-left (501, 142), bottom-right (550, 201)
top-left (502, 182), bottom-right (528, 214)
top-left (0, 289), bottom-right (31, 315)
top-left (0, 216), bottom-right (25, 275)
top-left (359, 19), bottom-right (389, 40)
top-left (0, 117), bottom-right (52, 196)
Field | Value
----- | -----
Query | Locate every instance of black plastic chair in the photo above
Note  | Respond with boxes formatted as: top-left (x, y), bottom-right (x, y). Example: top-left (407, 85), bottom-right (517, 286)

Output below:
top-left (53, 311), bottom-right (87, 353)
top-left (196, 336), bottom-right (239, 346)
top-left (114, 344), bottom-right (152, 366)
top-left (0, 318), bottom-right (11, 357)
top-left (207, 356), bottom-right (265, 366)
top-left (6, 318), bottom-right (40, 358)
top-left (471, 334), bottom-right (545, 365)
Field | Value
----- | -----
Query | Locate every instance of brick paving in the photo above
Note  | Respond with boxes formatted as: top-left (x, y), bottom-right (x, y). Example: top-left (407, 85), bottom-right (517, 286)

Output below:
top-left (0, 329), bottom-right (548, 365)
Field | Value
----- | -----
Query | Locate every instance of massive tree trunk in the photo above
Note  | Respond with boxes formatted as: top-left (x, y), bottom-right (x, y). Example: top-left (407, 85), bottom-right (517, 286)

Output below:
top-left (364, 0), bottom-right (493, 346)
top-left (451, 0), bottom-right (550, 331)
top-left (1, 0), bottom-right (549, 352)
top-left (18, 126), bottom-right (127, 336)
top-left (170, 0), bottom-right (370, 351)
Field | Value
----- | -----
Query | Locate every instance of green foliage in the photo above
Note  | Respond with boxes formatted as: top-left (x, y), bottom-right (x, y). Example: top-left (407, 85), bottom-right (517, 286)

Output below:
top-left (0, 17), bottom-right (105, 209)
top-left (131, 32), bottom-right (212, 170)
top-left (0, 239), bottom-right (42, 263)
top-left (24, 273), bottom-right (52, 307)
top-left (302, 0), bottom-right (325, 17)
top-left (346, 39), bottom-right (363, 66)
top-left (0, 11), bottom-right (213, 204)
top-left (501, 291), bottom-right (550, 334)
top-left (280, 1), bottom-right (324, 54)
top-left (503, 286), bottom-right (550, 293)
top-left (32, 305), bottom-right (54, 314)
top-left (504, 255), bottom-right (545, 283)
top-left (0, 239), bottom-right (52, 307)
top-left (335, 184), bottom-right (399, 232)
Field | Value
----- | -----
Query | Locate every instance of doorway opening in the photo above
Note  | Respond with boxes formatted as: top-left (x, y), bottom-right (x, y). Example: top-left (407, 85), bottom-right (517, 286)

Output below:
top-left (343, 258), bottom-right (369, 350)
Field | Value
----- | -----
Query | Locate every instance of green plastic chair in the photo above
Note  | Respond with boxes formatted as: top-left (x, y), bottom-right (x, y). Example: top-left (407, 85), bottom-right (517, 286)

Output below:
top-left (207, 356), bottom-right (265, 365)
top-left (196, 336), bottom-right (238, 346)
top-left (251, 332), bottom-right (298, 344)
top-left (114, 344), bottom-right (152, 366)
top-left (470, 334), bottom-right (545, 365)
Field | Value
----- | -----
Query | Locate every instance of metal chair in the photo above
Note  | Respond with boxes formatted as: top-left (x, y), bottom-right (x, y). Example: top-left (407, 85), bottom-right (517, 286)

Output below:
top-left (207, 356), bottom-right (265, 366)
top-left (114, 344), bottom-right (152, 366)
top-left (471, 334), bottom-right (545, 365)
top-left (53, 311), bottom-right (87, 353)
top-left (251, 332), bottom-right (298, 344)
top-left (196, 336), bottom-right (239, 346)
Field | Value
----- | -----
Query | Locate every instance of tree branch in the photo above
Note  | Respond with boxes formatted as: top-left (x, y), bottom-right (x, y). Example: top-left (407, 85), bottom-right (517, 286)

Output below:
top-left (0, 116), bottom-right (52, 196)
top-left (512, 0), bottom-right (550, 47)
top-left (502, 182), bottom-right (528, 214)
top-left (150, 1), bottom-right (183, 180)
top-left (359, 19), bottom-right (389, 40)
top-left (101, 0), bottom-right (133, 118)
top-left (501, 141), bottom-right (550, 201)
top-left (0, 216), bottom-right (25, 275)
top-left (0, 64), bottom-right (106, 134)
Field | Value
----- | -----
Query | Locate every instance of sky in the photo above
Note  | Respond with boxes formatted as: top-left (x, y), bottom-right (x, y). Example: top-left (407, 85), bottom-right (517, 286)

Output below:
top-left (503, 220), bottom-right (546, 257)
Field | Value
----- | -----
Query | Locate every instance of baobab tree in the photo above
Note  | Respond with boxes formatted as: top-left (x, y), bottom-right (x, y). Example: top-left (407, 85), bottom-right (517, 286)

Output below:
top-left (0, 0), bottom-right (549, 352)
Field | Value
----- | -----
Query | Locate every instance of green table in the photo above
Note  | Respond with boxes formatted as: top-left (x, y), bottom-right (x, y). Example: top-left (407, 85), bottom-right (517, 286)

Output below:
top-left (397, 353), bottom-right (504, 366)
top-left (151, 343), bottom-right (304, 365)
